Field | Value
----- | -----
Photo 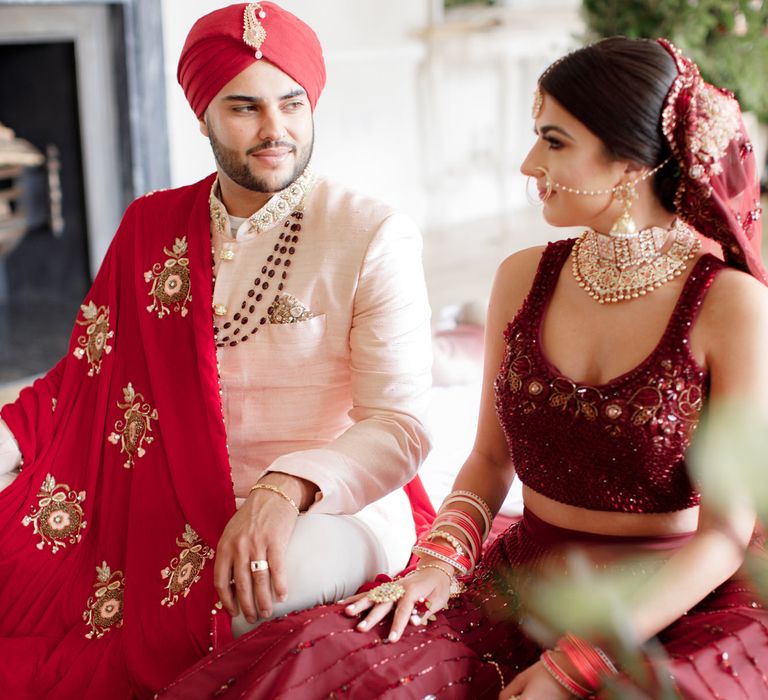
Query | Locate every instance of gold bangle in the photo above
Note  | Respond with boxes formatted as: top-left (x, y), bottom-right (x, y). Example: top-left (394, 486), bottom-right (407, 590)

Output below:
top-left (416, 563), bottom-right (454, 580)
top-left (248, 483), bottom-right (300, 514)
top-left (426, 529), bottom-right (467, 555)
top-left (415, 564), bottom-right (466, 599)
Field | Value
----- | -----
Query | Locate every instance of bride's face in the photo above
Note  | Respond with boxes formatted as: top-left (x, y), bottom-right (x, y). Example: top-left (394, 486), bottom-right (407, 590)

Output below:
top-left (520, 92), bottom-right (628, 232)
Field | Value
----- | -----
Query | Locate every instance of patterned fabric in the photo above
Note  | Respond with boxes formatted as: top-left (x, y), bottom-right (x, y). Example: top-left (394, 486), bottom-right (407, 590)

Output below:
top-left (157, 239), bottom-right (768, 699)
top-left (268, 293), bottom-right (316, 324)
top-left (658, 39), bottom-right (767, 285)
top-left (495, 239), bottom-right (725, 513)
top-left (160, 510), bottom-right (768, 699)
top-left (0, 175), bottom-right (236, 700)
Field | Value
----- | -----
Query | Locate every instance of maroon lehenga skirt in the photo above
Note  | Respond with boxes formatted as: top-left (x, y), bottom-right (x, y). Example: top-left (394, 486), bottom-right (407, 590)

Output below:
top-left (160, 511), bottom-right (768, 699)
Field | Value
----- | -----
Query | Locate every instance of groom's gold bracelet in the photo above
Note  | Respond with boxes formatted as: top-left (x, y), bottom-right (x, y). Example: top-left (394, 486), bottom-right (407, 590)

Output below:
top-left (248, 483), bottom-right (300, 515)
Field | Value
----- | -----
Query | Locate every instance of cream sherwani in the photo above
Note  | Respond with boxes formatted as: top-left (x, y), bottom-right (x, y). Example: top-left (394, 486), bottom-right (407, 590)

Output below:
top-left (209, 169), bottom-right (432, 624)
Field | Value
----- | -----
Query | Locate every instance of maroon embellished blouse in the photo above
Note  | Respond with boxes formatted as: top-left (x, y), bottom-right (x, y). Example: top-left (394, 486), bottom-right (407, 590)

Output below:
top-left (495, 239), bottom-right (726, 513)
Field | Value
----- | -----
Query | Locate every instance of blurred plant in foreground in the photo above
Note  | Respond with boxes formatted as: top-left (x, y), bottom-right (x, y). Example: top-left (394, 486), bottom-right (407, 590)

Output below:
top-left (506, 399), bottom-right (768, 698)
top-left (689, 398), bottom-right (768, 604)
top-left (520, 550), bottom-right (679, 699)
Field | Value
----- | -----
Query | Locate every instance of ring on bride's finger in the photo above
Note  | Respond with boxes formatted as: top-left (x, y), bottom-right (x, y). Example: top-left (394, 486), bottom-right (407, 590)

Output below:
top-left (249, 559), bottom-right (269, 572)
top-left (366, 581), bottom-right (405, 604)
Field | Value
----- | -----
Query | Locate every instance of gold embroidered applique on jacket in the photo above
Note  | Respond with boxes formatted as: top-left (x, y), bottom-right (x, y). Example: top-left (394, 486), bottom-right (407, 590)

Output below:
top-left (145, 237), bottom-right (192, 318)
top-left (83, 561), bottom-right (124, 639)
top-left (108, 383), bottom-right (159, 468)
top-left (161, 524), bottom-right (214, 607)
top-left (22, 473), bottom-right (87, 553)
top-left (73, 301), bottom-right (113, 375)
top-left (268, 293), bottom-right (316, 324)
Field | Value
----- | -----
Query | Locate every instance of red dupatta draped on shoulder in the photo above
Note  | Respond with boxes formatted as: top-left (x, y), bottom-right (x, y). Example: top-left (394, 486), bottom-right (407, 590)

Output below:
top-left (0, 174), bottom-right (237, 699)
top-left (0, 173), bottom-right (436, 698)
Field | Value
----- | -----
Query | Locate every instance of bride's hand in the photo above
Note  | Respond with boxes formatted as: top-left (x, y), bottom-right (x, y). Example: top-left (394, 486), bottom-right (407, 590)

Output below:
top-left (340, 562), bottom-right (454, 642)
top-left (500, 660), bottom-right (571, 700)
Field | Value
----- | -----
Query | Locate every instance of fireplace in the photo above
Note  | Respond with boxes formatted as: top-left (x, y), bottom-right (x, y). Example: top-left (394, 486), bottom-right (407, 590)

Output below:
top-left (0, 0), bottom-right (169, 384)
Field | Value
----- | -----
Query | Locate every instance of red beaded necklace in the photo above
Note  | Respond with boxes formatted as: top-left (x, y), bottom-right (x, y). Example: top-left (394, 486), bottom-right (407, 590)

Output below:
top-left (208, 172), bottom-right (313, 348)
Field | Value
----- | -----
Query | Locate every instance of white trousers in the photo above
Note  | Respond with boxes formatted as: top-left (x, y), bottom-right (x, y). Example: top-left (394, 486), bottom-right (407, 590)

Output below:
top-left (232, 487), bottom-right (415, 637)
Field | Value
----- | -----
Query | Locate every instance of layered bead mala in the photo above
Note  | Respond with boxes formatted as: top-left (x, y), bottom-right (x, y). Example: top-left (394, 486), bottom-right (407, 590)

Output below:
top-left (211, 209), bottom-right (304, 349)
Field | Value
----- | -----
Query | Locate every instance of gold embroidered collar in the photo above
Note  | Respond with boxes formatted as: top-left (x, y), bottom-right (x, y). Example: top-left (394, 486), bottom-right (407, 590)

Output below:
top-left (208, 166), bottom-right (315, 237)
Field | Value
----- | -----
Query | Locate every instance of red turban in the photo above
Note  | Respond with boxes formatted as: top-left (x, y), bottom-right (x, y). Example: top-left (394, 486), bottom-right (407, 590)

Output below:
top-left (178, 2), bottom-right (326, 119)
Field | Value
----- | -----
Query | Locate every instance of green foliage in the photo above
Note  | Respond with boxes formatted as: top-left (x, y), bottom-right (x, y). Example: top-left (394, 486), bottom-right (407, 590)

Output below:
top-left (582, 0), bottom-right (768, 121)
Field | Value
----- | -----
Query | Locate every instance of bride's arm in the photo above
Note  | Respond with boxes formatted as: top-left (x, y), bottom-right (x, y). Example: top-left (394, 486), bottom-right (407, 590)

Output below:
top-left (442, 249), bottom-right (545, 513)
top-left (344, 246), bottom-right (544, 638)
top-left (627, 268), bottom-right (768, 640)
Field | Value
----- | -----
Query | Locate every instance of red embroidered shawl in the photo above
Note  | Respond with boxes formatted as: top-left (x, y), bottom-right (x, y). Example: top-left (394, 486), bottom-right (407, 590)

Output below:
top-left (0, 173), bottom-right (434, 698)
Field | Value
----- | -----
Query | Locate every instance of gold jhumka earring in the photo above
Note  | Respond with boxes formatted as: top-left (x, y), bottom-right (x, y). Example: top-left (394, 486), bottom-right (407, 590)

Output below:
top-left (610, 180), bottom-right (639, 237)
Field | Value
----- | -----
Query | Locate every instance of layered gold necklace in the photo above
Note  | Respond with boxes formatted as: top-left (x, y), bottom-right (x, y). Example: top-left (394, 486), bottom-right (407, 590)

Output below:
top-left (572, 218), bottom-right (701, 303)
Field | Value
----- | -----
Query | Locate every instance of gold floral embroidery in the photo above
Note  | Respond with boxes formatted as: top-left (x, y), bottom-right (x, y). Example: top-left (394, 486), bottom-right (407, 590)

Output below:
top-left (686, 85), bottom-right (741, 179)
top-left (209, 168), bottom-right (315, 238)
top-left (548, 378), bottom-right (602, 421)
top-left (108, 383), bottom-right (159, 468)
top-left (637, 359), bottom-right (704, 450)
top-left (161, 524), bottom-right (214, 607)
top-left (505, 344), bottom-right (532, 393)
top-left (83, 561), bottom-right (124, 639)
top-left (501, 330), bottom-right (703, 440)
top-left (629, 386), bottom-right (662, 427)
top-left (247, 167), bottom-right (314, 233)
top-left (22, 474), bottom-right (86, 553)
top-left (145, 237), bottom-right (191, 318)
top-left (73, 301), bottom-right (113, 375)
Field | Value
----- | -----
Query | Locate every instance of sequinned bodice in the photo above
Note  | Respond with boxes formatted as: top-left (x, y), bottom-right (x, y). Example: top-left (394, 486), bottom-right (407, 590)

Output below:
top-left (495, 239), bottom-right (725, 513)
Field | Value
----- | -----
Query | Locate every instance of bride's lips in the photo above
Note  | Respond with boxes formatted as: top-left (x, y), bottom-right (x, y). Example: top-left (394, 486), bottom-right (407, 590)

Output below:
top-left (537, 184), bottom-right (554, 201)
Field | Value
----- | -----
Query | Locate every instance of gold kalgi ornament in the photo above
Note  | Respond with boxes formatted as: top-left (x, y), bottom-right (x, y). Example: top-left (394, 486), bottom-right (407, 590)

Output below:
top-left (243, 3), bottom-right (267, 59)
top-left (572, 219), bottom-right (701, 304)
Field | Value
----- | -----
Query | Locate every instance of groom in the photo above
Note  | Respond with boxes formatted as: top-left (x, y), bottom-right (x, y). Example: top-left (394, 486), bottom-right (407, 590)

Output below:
top-left (0, 3), bottom-right (433, 697)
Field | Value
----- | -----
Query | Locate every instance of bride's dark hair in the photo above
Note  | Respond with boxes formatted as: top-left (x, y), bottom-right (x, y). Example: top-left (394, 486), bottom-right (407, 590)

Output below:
top-left (540, 37), bottom-right (680, 212)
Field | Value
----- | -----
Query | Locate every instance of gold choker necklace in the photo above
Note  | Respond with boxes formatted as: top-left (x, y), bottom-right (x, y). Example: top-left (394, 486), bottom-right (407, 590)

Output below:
top-left (572, 219), bottom-right (701, 304)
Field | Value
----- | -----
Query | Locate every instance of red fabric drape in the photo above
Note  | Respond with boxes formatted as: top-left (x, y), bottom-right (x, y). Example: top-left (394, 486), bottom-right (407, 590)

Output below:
top-left (0, 174), bottom-right (434, 698)
top-left (1, 175), bottom-right (233, 698)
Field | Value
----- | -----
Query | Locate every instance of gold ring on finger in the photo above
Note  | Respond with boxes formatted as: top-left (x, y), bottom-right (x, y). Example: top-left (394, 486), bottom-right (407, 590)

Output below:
top-left (366, 581), bottom-right (405, 604)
